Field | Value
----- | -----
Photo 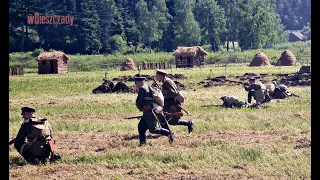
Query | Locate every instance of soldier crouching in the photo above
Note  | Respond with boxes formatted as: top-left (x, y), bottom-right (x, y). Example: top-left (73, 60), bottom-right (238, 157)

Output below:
top-left (13, 107), bottom-right (61, 165)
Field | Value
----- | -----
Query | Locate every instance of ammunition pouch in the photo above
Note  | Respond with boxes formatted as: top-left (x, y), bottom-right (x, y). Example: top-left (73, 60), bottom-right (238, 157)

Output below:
top-left (142, 105), bottom-right (152, 112)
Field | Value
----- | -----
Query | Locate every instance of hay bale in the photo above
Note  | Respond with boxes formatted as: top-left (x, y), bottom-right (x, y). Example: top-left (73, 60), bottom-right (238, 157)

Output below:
top-left (275, 50), bottom-right (297, 66)
top-left (120, 58), bottom-right (136, 71)
top-left (249, 52), bottom-right (271, 67)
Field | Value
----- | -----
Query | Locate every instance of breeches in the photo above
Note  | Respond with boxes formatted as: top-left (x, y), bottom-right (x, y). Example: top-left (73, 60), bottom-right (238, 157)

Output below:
top-left (21, 142), bottom-right (51, 160)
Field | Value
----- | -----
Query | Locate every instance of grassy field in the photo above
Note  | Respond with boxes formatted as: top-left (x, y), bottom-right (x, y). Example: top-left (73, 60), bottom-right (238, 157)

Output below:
top-left (9, 64), bottom-right (311, 179)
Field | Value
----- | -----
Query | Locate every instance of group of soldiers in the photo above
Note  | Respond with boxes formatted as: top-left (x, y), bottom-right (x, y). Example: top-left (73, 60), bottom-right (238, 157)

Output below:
top-left (11, 71), bottom-right (296, 165)
top-left (10, 69), bottom-right (193, 165)
top-left (220, 76), bottom-right (297, 108)
top-left (134, 69), bottom-right (193, 146)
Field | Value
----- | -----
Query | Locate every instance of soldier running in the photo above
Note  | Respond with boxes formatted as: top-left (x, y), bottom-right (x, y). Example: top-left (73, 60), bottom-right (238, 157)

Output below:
top-left (155, 69), bottom-right (194, 133)
top-left (134, 75), bottom-right (174, 146)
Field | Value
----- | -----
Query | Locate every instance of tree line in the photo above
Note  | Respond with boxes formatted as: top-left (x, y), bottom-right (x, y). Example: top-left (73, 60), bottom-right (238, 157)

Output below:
top-left (9, 0), bottom-right (310, 54)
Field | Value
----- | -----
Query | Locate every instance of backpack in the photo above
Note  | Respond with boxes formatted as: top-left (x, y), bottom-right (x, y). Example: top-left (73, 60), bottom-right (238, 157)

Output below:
top-left (149, 86), bottom-right (164, 107)
top-left (273, 87), bottom-right (288, 99)
top-left (175, 91), bottom-right (185, 104)
top-left (30, 118), bottom-right (52, 140)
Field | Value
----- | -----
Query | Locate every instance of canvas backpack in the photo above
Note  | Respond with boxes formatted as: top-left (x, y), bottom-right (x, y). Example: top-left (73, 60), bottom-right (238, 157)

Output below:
top-left (29, 118), bottom-right (52, 140)
top-left (175, 91), bottom-right (185, 104)
top-left (273, 87), bottom-right (288, 99)
top-left (149, 86), bottom-right (164, 107)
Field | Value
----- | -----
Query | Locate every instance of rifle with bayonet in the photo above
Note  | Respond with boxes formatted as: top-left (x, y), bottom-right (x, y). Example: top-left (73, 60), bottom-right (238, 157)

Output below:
top-left (124, 112), bottom-right (183, 120)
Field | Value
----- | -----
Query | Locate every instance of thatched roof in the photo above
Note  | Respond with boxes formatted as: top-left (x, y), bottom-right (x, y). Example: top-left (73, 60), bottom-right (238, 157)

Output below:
top-left (36, 51), bottom-right (70, 61)
top-left (172, 46), bottom-right (209, 57)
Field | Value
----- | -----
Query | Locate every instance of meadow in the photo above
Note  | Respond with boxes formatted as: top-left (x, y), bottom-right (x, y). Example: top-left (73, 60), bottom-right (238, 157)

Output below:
top-left (9, 64), bottom-right (311, 179)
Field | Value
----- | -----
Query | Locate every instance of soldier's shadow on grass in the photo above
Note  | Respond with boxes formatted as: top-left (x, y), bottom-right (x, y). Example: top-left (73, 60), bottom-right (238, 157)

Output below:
top-left (200, 104), bottom-right (269, 109)
top-left (9, 156), bottom-right (28, 166)
top-left (124, 134), bottom-right (162, 141)
top-left (200, 105), bottom-right (224, 108)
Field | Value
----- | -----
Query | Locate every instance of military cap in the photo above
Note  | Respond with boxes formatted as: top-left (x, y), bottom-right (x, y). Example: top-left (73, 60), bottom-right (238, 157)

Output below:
top-left (21, 107), bottom-right (36, 113)
top-left (134, 76), bottom-right (146, 81)
top-left (220, 95), bottom-right (227, 100)
top-left (156, 69), bottom-right (168, 75)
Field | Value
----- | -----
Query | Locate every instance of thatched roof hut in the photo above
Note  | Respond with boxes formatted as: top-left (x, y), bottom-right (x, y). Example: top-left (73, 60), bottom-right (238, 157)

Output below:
top-left (172, 46), bottom-right (208, 68)
top-left (120, 57), bottom-right (136, 71)
top-left (172, 46), bottom-right (209, 57)
top-left (36, 51), bottom-right (70, 74)
top-left (275, 50), bottom-right (297, 66)
top-left (249, 52), bottom-right (271, 67)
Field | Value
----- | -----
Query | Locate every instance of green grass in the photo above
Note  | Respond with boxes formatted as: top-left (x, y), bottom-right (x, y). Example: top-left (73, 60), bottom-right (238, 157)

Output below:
top-left (9, 65), bottom-right (310, 179)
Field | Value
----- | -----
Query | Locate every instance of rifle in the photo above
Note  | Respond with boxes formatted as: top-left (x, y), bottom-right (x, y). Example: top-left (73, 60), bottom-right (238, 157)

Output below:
top-left (124, 112), bottom-right (183, 120)
top-left (289, 92), bottom-right (302, 98)
top-left (124, 115), bottom-right (143, 120)
top-left (177, 104), bottom-right (189, 115)
top-left (9, 138), bottom-right (15, 146)
top-left (153, 78), bottom-right (161, 89)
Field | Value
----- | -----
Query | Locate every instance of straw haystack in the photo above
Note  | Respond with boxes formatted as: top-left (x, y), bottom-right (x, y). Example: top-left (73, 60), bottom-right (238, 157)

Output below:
top-left (172, 46), bottom-right (208, 68)
top-left (36, 51), bottom-right (70, 74)
top-left (249, 52), bottom-right (271, 66)
top-left (275, 50), bottom-right (297, 66)
top-left (120, 58), bottom-right (136, 71)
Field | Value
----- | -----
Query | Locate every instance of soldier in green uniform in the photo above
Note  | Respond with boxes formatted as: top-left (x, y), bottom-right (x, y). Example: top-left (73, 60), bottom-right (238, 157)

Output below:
top-left (13, 107), bottom-right (60, 164)
top-left (155, 69), bottom-right (194, 133)
top-left (134, 75), bottom-right (174, 146)
top-left (220, 95), bottom-right (249, 108)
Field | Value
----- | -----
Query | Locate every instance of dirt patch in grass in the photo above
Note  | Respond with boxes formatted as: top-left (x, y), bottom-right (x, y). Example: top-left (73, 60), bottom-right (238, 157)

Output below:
top-left (8, 163), bottom-right (268, 180)
top-left (201, 72), bottom-right (311, 88)
top-left (9, 130), bottom-right (311, 179)
top-left (61, 114), bottom-right (134, 121)
top-left (50, 130), bottom-right (310, 156)
top-left (294, 136), bottom-right (311, 149)
top-left (293, 111), bottom-right (311, 119)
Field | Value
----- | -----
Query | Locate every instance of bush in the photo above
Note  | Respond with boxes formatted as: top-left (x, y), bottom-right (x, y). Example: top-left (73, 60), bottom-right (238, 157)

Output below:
top-left (109, 35), bottom-right (128, 54)
top-left (31, 48), bottom-right (45, 57)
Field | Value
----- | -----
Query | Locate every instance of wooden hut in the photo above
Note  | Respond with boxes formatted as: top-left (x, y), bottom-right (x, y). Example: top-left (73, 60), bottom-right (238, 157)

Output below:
top-left (288, 31), bottom-right (306, 42)
top-left (172, 46), bottom-right (208, 68)
top-left (36, 51), bottom-right (70, 74)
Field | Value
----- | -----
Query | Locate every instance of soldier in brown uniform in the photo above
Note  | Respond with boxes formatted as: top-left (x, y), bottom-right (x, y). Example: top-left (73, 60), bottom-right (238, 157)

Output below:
top-left (13, 107), bottom-right (60, 164)
top-left (155, 69), bottom-right (194, 133)
top-left (134, 75), bottom-right (174, 146)
top-left (243, 77), bottom-right (271, 104)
